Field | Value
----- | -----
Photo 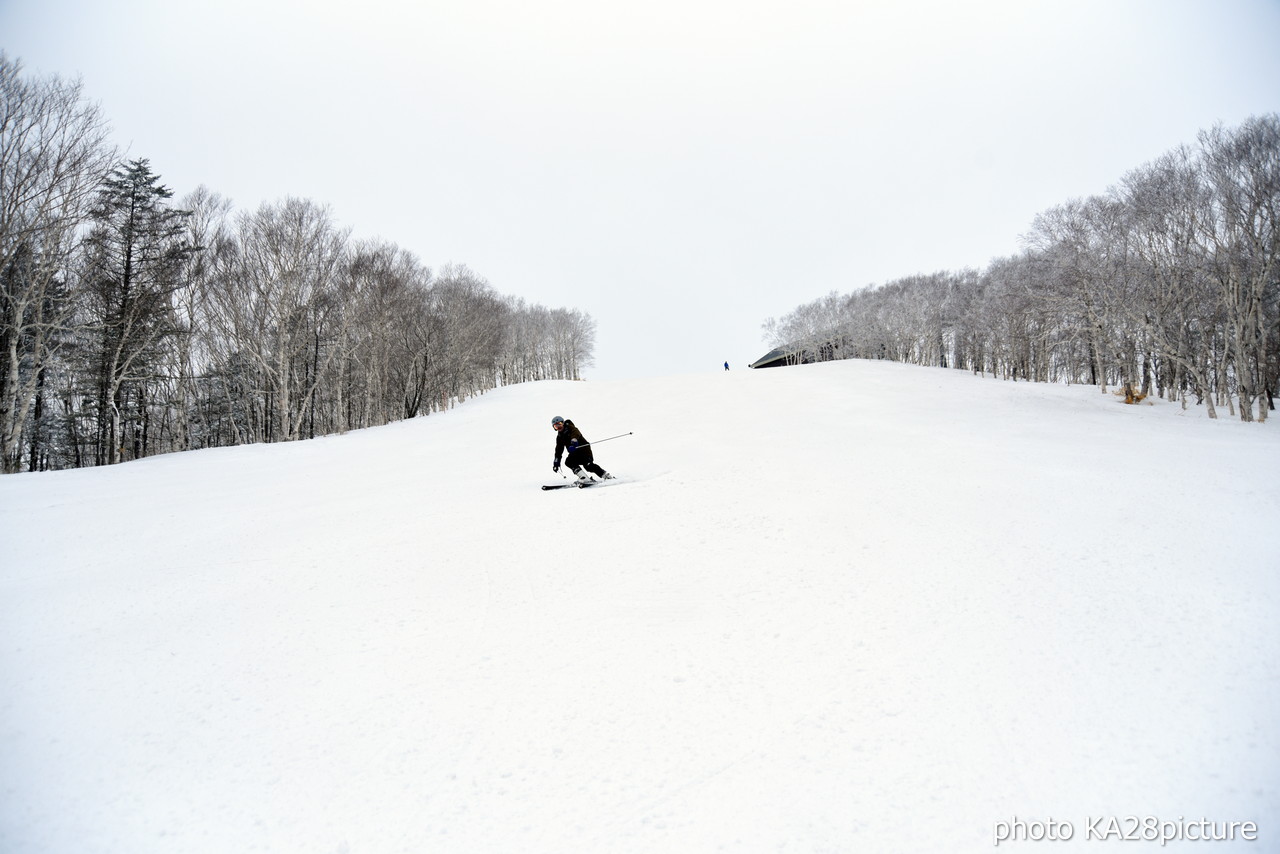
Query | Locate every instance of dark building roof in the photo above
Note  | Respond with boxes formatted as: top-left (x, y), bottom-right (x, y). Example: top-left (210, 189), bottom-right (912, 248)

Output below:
top-left (751, 338), bottom-right (847, 368)
top-left (749, 347), bottom-right (801, 369)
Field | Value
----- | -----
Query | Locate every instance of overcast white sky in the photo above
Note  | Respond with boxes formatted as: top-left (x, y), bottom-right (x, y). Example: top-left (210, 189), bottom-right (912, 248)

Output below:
top-left (3, 0), bottom-right (1278, 379)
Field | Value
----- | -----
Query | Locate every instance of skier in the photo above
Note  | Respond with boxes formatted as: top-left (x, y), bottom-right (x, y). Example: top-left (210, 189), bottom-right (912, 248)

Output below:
top-left (724, 361), bottom-right (730, 371)
top-left (551, 416), bottom-right (613, 482)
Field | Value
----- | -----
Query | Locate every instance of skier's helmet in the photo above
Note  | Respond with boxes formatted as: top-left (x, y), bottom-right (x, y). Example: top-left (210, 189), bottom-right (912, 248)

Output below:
top-left (551, 415), bottom-right (565, 427)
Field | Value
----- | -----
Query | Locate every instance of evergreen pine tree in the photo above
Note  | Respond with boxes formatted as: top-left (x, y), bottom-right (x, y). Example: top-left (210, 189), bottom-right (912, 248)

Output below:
top-left (80, 159), bottom-right (197, 465)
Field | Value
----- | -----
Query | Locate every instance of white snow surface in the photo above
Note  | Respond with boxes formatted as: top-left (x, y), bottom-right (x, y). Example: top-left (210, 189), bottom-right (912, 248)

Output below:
top-left (2, 360), bottom-right (1278, 853)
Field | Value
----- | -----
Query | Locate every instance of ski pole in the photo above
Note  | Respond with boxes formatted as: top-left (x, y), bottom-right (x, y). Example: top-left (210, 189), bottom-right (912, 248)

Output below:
top-left (578, 432), bottom-right (633, 448)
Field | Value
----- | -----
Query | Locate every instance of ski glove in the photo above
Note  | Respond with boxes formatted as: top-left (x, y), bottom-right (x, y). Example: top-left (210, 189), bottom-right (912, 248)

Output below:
top-left (567, 440), bottom-right (579, 452)
top-left (553, 460), bottom-right (560, 472)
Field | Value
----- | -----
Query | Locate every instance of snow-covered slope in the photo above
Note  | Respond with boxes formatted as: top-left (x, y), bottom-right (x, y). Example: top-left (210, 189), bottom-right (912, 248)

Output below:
top-left (3, 360), bottom-right (1278, 853)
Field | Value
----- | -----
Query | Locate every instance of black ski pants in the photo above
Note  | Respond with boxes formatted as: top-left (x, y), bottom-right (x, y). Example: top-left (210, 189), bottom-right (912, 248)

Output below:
top-left (566, 447), bottom-right (606, 478)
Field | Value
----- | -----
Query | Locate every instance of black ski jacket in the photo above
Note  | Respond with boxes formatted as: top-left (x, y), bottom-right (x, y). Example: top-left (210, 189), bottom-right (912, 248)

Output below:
top-left (554, 419), bottom-right (592, 464)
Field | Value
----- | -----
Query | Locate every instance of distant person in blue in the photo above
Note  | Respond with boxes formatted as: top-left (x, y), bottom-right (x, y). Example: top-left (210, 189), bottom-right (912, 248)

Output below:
top-left (724, 361), bottom-right (730, 371)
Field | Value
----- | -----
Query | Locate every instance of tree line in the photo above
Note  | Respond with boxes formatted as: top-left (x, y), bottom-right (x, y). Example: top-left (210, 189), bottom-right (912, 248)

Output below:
top-left (1, 55), bottom-right (596, 473)
top-left (763, 114), bottom-right (1279, 421)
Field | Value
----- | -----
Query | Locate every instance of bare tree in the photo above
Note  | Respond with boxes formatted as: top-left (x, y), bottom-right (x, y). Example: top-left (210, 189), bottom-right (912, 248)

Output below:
top-left (1117, 148), bottom-right (1221, 415)
top-left (168, 185), bottom-right (234, 447)
top-left (0, 54), bottom-right (115, 471)
top-left (210, 197), bottom-right (350, 443)
top-left (1195, 117), bottom-right (1279, 421)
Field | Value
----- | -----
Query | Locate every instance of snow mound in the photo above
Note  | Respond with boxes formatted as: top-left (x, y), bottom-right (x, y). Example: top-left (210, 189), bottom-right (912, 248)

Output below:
top-left (3, 359), bottom-right (1278, 853)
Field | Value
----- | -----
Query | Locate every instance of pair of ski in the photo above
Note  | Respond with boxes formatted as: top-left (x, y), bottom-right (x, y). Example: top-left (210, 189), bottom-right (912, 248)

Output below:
top-left (541, 477), bottom-right (610, 490)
